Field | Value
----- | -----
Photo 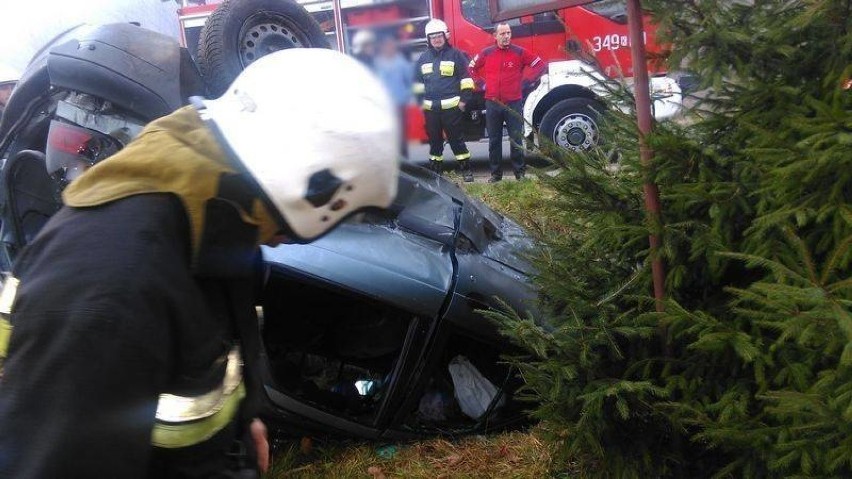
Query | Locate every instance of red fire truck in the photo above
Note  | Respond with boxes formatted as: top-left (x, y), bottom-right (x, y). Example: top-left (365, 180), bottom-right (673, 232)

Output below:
top-left (177, 0), bottom-right (682, 150)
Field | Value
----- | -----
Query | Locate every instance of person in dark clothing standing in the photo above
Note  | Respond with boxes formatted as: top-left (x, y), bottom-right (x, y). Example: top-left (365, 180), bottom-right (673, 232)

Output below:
top-left (469, 23), bottom-right (545, 182)
top-left (0, 49), bottom-right (400, 479)
top-left (413, 19), bottom-right (475, 182)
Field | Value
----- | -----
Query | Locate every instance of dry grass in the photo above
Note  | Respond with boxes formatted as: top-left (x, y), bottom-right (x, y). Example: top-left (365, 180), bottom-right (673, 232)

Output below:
top-left (267, 429), bottom-right (566, 478)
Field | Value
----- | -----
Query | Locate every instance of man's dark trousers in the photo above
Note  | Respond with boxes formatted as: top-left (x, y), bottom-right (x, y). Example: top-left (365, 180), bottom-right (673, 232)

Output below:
top-left (485, 99), bottom-right (524, 179)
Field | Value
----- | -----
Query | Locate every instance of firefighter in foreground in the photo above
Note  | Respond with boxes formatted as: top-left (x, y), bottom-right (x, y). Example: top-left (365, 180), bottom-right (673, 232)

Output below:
top-left (0, 49), bottom-right (399, 478)
top-left (413, 19), bottom-right (475, 182)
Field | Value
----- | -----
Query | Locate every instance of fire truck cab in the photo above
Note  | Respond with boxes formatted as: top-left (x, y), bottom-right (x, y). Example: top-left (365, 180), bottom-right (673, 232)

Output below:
top-left (178, 0), bottom-right (682, 150)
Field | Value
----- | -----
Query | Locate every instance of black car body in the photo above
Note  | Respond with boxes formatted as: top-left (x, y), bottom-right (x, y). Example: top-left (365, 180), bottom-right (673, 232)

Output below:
top-left (0, 18), bottom-right (539, 440)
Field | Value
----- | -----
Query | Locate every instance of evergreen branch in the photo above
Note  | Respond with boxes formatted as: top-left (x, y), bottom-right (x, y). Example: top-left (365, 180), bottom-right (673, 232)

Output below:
top-left (782, 227), bottom-right (821, 285)
top-left (596, 265), bottom-right (646, 307)
top-left (821, 234), bottom-right (851, 285)
top-left (718, 252), bottom-right (810, 284)
top-left (827, 278), bottom-right (852, 294)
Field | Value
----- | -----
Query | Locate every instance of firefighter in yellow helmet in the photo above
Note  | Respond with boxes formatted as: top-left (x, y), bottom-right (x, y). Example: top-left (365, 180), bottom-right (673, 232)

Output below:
top-left (0, 49), bottom-right (399, 479)
top-left (413, 19), bottom-right (475, 182)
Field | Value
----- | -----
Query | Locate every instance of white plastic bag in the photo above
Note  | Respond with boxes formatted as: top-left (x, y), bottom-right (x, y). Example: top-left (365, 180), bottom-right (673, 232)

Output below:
top-left (448, 355), bottom-right (504, 420)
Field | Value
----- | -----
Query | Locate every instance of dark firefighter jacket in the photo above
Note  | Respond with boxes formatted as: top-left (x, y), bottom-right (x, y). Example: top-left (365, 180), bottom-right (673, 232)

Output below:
top-left (0, 106), bottom-right (279, 479)
top-left (412, 44), bottom-right (474, 110)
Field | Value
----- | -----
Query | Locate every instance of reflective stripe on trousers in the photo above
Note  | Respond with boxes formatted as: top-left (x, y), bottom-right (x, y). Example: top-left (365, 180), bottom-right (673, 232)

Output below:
top-left (423, 96), bottom-right (461, 111)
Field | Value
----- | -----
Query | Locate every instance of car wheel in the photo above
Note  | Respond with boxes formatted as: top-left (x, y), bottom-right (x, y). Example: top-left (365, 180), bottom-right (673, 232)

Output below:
top-left (197, 0), bottom-right (329, 97)
top-left (539, 97), bottom-right (603, 151)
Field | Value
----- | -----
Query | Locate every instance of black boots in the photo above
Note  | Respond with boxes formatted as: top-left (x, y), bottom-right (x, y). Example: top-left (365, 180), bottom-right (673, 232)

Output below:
top-left (428, 159), bottom-right (473, 183)
top-left (458, 160), bottom-right (474, 183)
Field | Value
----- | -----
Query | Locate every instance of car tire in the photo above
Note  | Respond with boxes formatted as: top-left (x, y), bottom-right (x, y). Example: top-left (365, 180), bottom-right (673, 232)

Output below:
top-left (538, 97), bottom-right (603, 152)
top-left (197, 0), bottom-right (329, 97)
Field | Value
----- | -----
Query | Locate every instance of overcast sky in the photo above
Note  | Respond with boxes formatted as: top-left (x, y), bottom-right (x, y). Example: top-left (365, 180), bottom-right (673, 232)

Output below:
top-left (0, 0), bottom-right (182, 76)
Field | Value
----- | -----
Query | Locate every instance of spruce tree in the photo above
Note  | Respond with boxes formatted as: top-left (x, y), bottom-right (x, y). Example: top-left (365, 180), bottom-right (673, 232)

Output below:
top-left (493, 0), bottom-right (851, 476)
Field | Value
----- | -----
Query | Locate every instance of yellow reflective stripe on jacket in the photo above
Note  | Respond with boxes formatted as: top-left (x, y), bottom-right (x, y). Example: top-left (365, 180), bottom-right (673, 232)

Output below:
top-left (0, 318), bottom-right (11, 365)
top-left (151, 382), bottom-right (245, 449)
top-left (412, 82), bottom-right (425, 94)
top-left (0, 277), bottom-right (19, 315)
top-left (455, 152), bottom-right (471, 160)
top-left (152, 347), bottom-right (243, 448)
top-left (430, 155), bottom-right (443, 162)
top-left (439, 61), bottom-right (455, 76)
top-left (441, 96), bottom-right (460, 109)
top-left (423, 100), bottom-right (433, 110)
top-left (0, 277), bottom-right (19, 375)
top-left (460, 78), bottom-right (475, 90)
top-left (155, 348), bottom-right (242, 422)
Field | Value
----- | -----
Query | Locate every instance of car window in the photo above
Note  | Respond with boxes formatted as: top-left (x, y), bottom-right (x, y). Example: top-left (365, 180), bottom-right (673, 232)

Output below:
top-left (461, 0), bottom-right (520, 30)
top-left (401, 331), bottom-right (526, 434)
top-left (262, 274), bottom-right (415, 426)
top-left (583, 0), bottom-right (627, 24)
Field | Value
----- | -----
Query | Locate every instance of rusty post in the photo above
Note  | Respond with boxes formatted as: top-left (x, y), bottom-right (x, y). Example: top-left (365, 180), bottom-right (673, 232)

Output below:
top-left (626, 0), bottom-right (665, 312)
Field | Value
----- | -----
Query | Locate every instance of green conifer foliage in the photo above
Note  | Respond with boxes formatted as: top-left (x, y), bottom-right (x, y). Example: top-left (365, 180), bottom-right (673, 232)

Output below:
top-left (493, 1), bottom-right (851, 476)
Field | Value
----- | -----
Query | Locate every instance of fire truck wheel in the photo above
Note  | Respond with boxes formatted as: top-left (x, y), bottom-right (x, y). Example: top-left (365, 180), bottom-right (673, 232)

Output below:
top-left (539, 97), bottom-right (603, 152)
top-left (197, 0), bottom-right (329, 97)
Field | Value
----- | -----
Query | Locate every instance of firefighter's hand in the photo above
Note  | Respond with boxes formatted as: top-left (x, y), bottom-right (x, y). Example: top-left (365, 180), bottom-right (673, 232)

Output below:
top-left (251, 418), bottom-right (269, 474)
top-left (458, 101), bottom-right (466, 112)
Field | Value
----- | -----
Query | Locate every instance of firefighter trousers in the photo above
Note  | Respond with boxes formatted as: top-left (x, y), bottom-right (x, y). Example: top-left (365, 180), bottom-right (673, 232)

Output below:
top-left (424, 107), bottom-right (470, 162)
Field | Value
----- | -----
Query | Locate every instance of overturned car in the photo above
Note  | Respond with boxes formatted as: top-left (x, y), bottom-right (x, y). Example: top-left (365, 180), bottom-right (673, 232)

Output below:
top-left (0, 15), bottom-right (539, 440)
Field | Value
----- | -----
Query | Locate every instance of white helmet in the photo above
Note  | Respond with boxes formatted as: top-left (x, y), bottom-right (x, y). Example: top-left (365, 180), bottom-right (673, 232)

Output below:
top-left (197, 48), bottom-right (399, 242)
top-left (424, 19), bottom-right (450, 39)
top-left (351, 29), bottom-right (376, 55)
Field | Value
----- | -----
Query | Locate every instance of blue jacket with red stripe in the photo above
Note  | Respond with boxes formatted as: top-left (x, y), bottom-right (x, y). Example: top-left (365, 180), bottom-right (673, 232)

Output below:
top-left (469, 44), bottom-right (545, 103)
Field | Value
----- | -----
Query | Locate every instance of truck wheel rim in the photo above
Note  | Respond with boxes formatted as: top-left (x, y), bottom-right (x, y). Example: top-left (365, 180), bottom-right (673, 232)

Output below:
top-left (553, 113), bottom-right (598, 150)
top-left (239, 14), bottom-right (307, 68)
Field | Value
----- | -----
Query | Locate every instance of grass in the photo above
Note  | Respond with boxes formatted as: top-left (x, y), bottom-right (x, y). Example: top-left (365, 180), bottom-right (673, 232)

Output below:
top-left (267, 428), bottom-right (566, 478)
top-left (455, 174), bottom-right (570, 240)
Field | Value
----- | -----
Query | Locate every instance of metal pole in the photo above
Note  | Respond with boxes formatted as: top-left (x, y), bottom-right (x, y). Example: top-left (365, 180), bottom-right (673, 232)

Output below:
top-left (626, 0), bottom-right (665, 312)
top-left (332, 0), bottom-right (346, 52)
